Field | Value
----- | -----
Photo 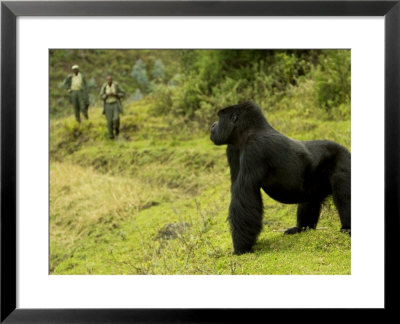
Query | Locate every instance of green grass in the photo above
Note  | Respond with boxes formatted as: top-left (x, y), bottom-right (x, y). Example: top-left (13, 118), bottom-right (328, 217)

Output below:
top-left (50, 100), bottom-right (351, 275)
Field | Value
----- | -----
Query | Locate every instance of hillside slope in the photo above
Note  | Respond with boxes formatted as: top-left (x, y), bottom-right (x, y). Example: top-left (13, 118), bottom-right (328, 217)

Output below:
top-left (50, 99), bottom-right (351, 275)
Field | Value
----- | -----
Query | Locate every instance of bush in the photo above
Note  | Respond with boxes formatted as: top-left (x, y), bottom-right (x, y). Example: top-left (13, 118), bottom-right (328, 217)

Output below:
top-left (150, 50), bottom-right (323, 124)
top-left (313, 50), bottom-right (351, 113)
top-left (151, 59), bottom-right (166, 82)
top-left (131, 59), bottom-right (150, 93)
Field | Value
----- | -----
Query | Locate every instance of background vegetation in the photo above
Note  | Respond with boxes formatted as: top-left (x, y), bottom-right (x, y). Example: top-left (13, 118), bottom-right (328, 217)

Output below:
top-left (50, 49), bottom-right (351, 274)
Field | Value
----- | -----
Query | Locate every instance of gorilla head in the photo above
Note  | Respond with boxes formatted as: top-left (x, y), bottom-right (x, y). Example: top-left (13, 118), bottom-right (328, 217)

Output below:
top-left (210, 102), bottom-right (268, 146)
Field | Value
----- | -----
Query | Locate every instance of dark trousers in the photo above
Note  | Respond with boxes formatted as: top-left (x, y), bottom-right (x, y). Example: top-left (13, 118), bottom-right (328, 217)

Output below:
top-left (104, 102), bottom-right (120, 139)
top-left (70, 90), bottom-right (88, 122)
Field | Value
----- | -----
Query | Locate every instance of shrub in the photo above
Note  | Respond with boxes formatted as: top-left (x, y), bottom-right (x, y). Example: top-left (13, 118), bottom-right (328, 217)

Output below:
top-left (151, 59), bottom-right (166, 82)
top-left (131, 59), bottom-right (150, 93)
top-left (313, 50), bottom-right (351, 113)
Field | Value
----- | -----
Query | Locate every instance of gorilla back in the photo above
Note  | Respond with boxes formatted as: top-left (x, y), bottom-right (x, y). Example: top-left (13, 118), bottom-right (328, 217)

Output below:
top-left (210, 101), bottom-right (351, 255)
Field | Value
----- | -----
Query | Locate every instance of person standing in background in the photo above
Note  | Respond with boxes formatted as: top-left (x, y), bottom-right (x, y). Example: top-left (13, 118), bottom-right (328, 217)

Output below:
top-left (100, 76), bottom-right (125, 140)
top-left (64, 65), bottom-right (89, 122)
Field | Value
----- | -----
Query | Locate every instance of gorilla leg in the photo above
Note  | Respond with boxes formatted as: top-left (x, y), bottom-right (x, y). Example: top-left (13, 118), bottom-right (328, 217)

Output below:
top-left (284, 200), bottom-right (322, 235)
top-left (331, 172), bottom-right (351, 235)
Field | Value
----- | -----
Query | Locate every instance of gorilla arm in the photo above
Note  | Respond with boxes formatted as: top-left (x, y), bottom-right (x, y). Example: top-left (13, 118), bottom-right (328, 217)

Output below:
top-left (228, 145), bottom-right (265, 255)
top-left (227, 144), bottom-right (240, 185)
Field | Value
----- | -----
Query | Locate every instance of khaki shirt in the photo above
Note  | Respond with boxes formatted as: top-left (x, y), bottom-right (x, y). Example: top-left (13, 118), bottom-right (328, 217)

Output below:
top-left (70, 73), bottom-right (83, 91)
top-left (105, 83), bottom-right (118, 103)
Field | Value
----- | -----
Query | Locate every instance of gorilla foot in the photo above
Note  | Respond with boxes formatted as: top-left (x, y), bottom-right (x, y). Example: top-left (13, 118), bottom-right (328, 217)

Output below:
top-left (283, 226), bottom-right (303, 235)
top-left (233, 246), bottom-right (253, 255)
top-left (284, 226), bottom-right (317, 235)
top-left (340, 228), bottom-right (351, 236)
top-left (233, 250), bottom-right (253, 256)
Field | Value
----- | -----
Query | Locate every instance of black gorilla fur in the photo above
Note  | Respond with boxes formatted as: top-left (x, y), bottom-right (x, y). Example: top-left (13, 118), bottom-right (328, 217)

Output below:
top-left (210, 101), bottom-right (351, 255)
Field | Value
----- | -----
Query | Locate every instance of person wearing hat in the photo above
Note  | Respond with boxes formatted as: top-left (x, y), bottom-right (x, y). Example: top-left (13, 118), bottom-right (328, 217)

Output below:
top-left (99, 76), bottom-right (125, 139)
top-left (64, 65), bottom-right (89, 122)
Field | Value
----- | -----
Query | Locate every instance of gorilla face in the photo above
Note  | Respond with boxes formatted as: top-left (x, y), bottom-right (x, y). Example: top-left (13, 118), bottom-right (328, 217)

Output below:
top-left (210, 107), bottom-right (240, 145)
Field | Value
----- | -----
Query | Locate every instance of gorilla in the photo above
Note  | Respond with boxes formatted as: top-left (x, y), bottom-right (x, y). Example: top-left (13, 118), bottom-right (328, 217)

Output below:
top-left (210, 101), bottom-right (351, 255)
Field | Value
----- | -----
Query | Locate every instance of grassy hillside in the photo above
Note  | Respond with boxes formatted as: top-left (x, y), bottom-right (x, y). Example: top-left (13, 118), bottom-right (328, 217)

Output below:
top-left (50, 97), bottom-right (351, 275)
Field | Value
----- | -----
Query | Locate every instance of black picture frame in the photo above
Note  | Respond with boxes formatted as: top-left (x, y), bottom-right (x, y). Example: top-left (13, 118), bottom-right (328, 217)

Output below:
top-left (1, 0), bottom-right (399, 322)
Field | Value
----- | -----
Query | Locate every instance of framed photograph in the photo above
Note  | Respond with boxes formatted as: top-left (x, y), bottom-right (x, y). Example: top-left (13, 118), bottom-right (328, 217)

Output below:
top-left (1, 0), bottom-right (399, 322)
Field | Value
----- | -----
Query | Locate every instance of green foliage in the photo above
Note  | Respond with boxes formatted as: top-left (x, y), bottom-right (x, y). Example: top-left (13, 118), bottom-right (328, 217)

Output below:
top-left (151, 59), bottom-right (166, 81)
top-left (145, 49), bottom-right (349, 124)
top-left (50, 49), bottom-right (350, 124)
top-left (312, 50), bottom-right (351, 116)
top-left (131, 59), bottom-right (150, 93)
top-left (149, 83), bottom-right (174, 115)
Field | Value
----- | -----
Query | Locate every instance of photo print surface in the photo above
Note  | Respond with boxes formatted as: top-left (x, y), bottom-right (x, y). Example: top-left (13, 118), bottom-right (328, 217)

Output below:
top-left (49, 49), bottom-right (351, 275)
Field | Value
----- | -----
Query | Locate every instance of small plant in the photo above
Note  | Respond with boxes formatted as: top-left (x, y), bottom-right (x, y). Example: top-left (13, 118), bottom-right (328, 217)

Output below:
top-left (151, 59), bottom-right (166, 81)
top-left (131, 59), bottom-right (150, 93)
top-left (313, 50), bottom-right (351, 114)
